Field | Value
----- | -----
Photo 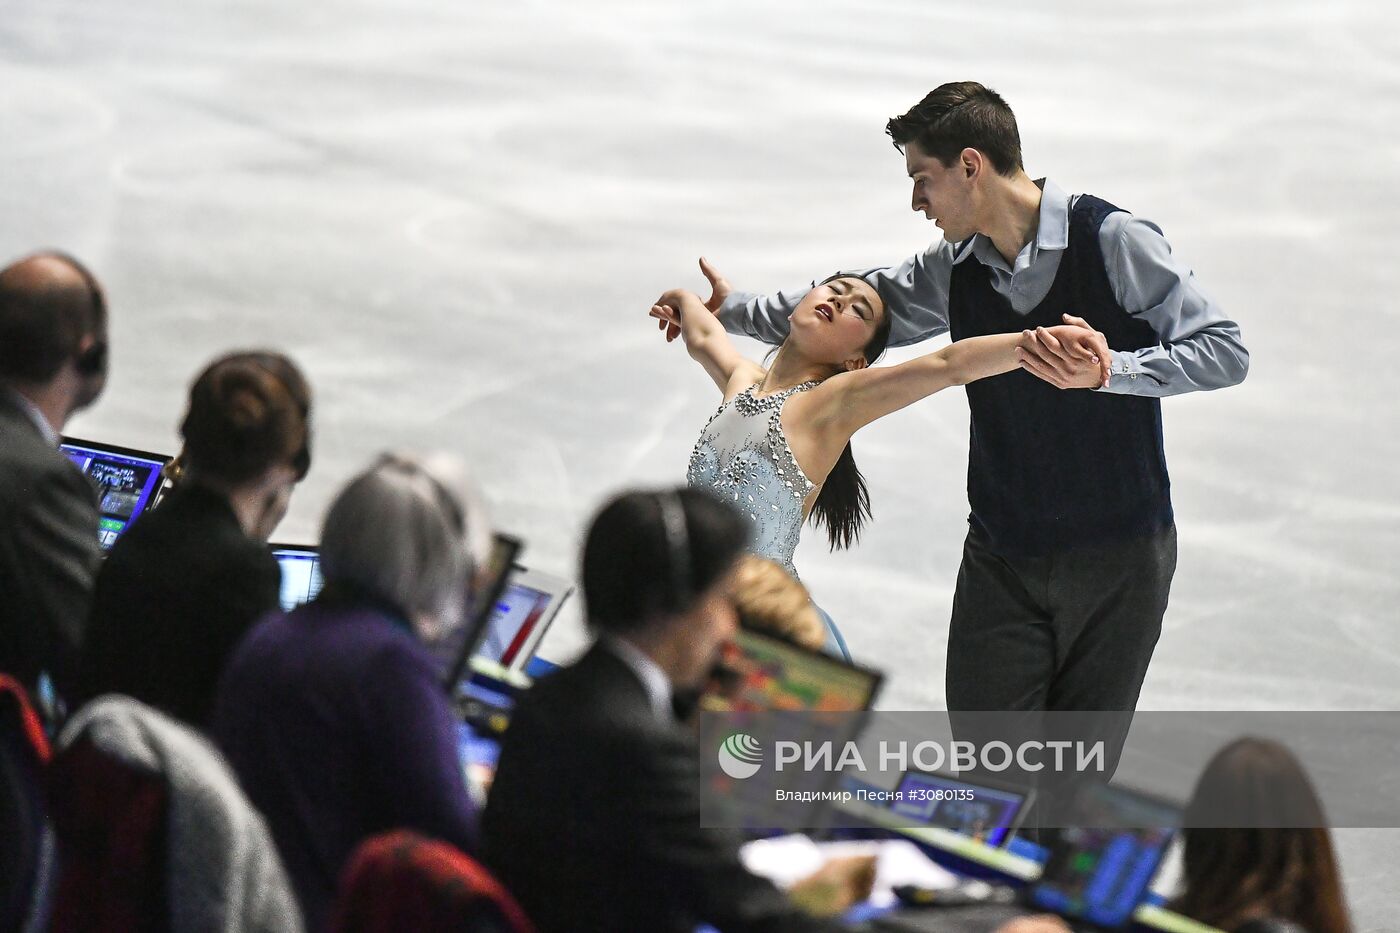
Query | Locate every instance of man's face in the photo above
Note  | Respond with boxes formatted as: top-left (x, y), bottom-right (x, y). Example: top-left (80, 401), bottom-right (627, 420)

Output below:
top-left (906, 141), bottom-right (976, 243)
top-left (669, 568), bottom-right (740, 690)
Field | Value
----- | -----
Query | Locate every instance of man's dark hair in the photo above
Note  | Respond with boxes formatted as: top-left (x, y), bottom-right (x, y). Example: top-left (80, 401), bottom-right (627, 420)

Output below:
top-left (0, 251), bottom-right (107, 384)
top-left (582, 488), bottom-right (748, 636)
top-left (886, 81), bottom-right (1023, 176)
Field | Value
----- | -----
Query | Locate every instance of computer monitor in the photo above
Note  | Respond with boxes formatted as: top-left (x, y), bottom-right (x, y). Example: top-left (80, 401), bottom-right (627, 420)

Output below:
top-left (701, 627), bottom-right (884, 714)
top-left (890, 770), bottom-right (1031, 848)
top-left (1028, 783), bottom-right (1180, 929)
top-left (270, 544), bottom-right (323, 612)
top-left (61, 437), bottom-right (172, 549)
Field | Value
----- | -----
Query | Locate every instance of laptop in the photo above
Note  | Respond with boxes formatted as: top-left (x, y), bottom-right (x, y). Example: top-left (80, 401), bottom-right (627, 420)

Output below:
top-left (437, 532), bottom-right (523, 688)
top-left (269, 543), bottom-right (324, 612)
top-left (701, 627), bottom-right (884, 715)
top-left (61, 436), bottom-right (172, 549)
top-left (874, 782), bottom-right (1180, 932)
top-left (449, 562), bottom-right (573, 731)
top-left (888, 769), bottom-right (1033, 849)
top-left (699, 628), bottom-right (885, 834)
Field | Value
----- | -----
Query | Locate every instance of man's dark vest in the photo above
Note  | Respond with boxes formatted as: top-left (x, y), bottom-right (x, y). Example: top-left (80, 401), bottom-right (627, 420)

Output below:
top-left (947, 194), bottom-right (1173, 555)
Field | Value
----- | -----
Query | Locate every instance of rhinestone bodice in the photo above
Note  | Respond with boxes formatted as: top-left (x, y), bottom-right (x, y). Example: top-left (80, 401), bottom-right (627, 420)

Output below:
top-left (687, 380), bottom-right (821, 577)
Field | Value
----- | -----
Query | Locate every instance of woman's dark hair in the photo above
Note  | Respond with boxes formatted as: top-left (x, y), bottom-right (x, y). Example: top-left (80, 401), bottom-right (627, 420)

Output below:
top-left (1174, 737), bottom-right (1351, 933)
top-left (809, 275), bottom-right (894, 551)
top-left (178, 350), bottom-right (312, 487)
top-left (582, 487), bottom-right (748, 636)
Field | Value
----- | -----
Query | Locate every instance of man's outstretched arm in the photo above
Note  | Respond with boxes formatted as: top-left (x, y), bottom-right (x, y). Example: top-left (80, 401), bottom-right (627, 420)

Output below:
top-left (702, 242), bottom-right (958, 349)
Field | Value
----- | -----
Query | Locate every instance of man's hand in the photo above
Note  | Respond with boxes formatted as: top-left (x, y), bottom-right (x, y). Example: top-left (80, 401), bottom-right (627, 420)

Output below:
top-left (994, 916), bottom-right (1073, 933)
top-left (788, 854), bottom-right (877, 917)
top-left (656, 256), bottom-right (732, 342)
top-left (1016, 313), bottom-right (1112, 389)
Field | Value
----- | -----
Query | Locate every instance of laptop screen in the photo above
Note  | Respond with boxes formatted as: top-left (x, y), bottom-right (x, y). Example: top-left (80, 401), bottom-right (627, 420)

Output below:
top-left (475, 577), bottom-right (559, 669)
top-left (1029, 783), bottom-right (1179, 928)
top-left (890, 770), bottom-right (1029, 848)
top-left (699, 628), bottom-right (883, 834)
top-left (702, 628), bottom-right (883, 714)
top-left (271, 545), bottom-right (323, 612)
top-left (451, 565), bottom-right (572, 708)
top-left (61, 438), bottom-right (170, 549)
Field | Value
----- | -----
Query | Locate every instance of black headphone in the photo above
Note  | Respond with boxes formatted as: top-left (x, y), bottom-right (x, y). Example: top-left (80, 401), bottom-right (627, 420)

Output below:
top-left (657, 490), bottom-right (692, 611)
top-left (37, 251), bottom-right (108, 377)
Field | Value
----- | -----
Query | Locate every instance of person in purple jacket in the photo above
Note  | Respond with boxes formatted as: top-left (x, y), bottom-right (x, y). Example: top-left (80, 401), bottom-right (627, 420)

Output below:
top-left (213, 451), bottom-right (491, 931)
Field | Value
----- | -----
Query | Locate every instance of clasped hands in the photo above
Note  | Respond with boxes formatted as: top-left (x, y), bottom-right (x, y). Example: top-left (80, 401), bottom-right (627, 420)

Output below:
top-left (1016, 314), bottom-right (1112, 390)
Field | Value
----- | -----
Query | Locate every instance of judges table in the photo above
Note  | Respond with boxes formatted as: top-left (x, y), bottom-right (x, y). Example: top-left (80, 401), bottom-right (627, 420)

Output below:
top-left (456, 661), bottom-right (1219, 933)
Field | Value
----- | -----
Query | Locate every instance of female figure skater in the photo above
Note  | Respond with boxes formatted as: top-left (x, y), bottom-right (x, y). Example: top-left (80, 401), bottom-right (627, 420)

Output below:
top-left (652, 274), bottom-right (1105, 658)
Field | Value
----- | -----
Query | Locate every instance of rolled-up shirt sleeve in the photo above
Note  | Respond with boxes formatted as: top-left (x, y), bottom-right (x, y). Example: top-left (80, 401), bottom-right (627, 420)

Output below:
top-left (717, 241), bottom-right (957, 349)
top-left (1099, 213), bottom-right (1250, 396)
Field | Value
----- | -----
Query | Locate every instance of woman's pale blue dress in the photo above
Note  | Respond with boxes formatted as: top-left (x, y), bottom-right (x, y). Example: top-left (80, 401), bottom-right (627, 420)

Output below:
top-left (687, 381), bottom-right (851, 660)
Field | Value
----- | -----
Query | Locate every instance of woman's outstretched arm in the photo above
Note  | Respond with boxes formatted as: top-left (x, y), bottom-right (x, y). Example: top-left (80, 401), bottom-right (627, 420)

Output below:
top-left (813, 322), bottom-right (1110, 437)
top-left (651, 289), bottom-right (762, 392)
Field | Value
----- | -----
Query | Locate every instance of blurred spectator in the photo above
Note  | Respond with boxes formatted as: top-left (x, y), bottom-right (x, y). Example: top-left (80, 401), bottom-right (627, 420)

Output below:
top-left (0, 675), bottom-right (55, 930)
top-left (732, 556), bottom-right (825, 652)
top-left (0, 252), bottom-right (108, 707)
top-left (214, 452), bottom-right (490, 931)
top-left (1175, 737), bottom-right (1352, 933)
top-left (329, 830), bottom-right (533, 933)
top-left (49, 695), bottom-right (301, 932)
top-left (81, 350), bottom-right (312, 727)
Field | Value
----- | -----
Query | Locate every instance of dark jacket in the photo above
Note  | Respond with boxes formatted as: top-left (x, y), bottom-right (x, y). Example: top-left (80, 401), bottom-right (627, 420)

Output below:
top-left (81, 483), bottom-right (280, 727)
top-left (0, 393), bottom-right (100, 698)
top-left (482, 643), bottom-right (841, 933)
top-left (213, 599), bottom-right (480, 933)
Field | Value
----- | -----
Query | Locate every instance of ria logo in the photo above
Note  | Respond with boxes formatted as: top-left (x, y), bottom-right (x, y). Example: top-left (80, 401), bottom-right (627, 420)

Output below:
top-left (718, 732), bottom-right (763, 779)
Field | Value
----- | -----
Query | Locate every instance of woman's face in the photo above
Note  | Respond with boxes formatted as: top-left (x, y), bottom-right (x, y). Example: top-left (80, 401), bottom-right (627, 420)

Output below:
top-left (249, 463), bottom-right (299, 541)
top-left (788, 276), bottom-right (884, 368)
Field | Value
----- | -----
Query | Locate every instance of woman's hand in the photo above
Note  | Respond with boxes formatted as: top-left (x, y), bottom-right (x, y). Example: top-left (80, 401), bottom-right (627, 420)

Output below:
top-left (655, 257), bottom-right (732, 342)
top-left (654, 288), bottom-right (704, 314)
top-left (649, 302), bottom-right (681, 330)
top-left (648, 286), bottom-right (754, 391)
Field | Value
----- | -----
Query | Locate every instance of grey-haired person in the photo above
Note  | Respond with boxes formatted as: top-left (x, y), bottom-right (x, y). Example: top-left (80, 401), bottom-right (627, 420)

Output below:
top-left (213, 451), bottom-right (491, 932)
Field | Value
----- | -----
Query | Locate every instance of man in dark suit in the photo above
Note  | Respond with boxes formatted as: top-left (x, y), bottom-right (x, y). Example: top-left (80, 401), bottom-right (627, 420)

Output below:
top-left (0, 252), bottom-right (110, 703)
top-left (483, 489), bottom-right (875, 932)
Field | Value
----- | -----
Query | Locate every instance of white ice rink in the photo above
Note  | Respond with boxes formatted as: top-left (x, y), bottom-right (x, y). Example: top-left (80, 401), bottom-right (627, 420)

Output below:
top-left (3, 0), bottom-right (1398, 925)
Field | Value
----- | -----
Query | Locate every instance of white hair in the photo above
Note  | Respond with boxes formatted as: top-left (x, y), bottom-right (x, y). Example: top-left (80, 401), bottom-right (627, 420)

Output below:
top-left (319, 451), bottom-right (491, 638)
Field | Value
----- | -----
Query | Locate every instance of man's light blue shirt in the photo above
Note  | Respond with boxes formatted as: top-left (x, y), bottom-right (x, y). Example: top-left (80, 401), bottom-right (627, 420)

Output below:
top-left (718, 178), bottom-right (1248, 397)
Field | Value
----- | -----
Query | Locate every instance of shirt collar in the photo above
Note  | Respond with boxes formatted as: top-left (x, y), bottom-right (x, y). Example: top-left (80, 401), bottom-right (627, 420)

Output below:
top-left (6, 388), bottom-right (60, 446)
top-left (604, 636), bottom-right (674, 723)
top-left (951, 177), bottom-right (1070, 269)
